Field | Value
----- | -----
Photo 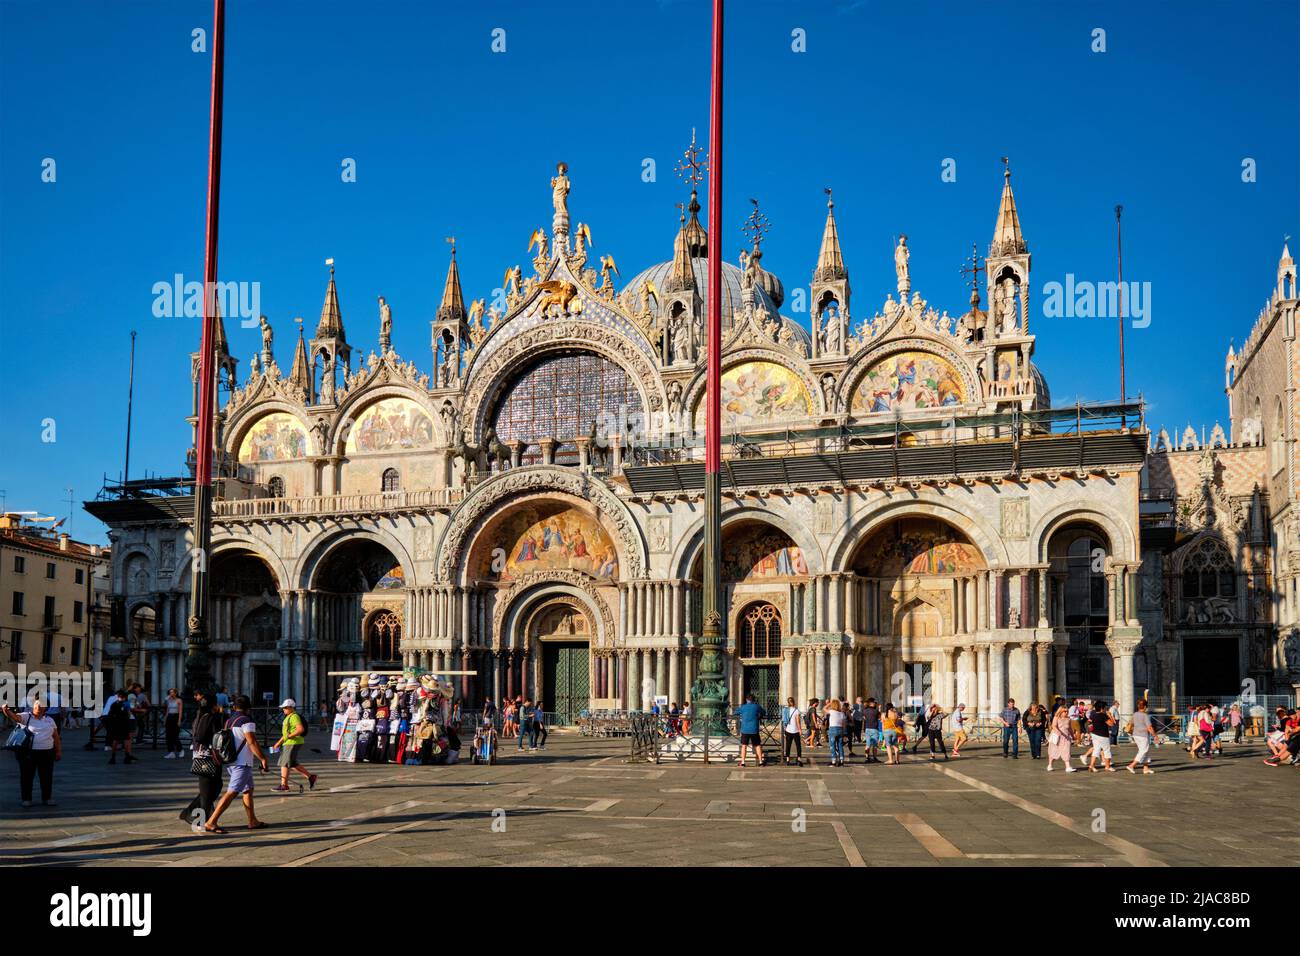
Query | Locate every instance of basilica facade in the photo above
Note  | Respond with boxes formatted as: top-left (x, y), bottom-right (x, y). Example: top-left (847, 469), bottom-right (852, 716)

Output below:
top-left (91, 161), bottom-right (1169, 722)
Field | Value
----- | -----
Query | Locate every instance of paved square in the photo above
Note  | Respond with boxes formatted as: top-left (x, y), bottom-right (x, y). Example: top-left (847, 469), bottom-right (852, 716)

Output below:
top-left (1, 733), bottom-right (1293, 867)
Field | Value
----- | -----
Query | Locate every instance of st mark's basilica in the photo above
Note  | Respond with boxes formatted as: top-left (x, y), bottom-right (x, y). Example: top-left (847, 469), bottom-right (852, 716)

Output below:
top-left (87, 158), bottom-right (1300, 722)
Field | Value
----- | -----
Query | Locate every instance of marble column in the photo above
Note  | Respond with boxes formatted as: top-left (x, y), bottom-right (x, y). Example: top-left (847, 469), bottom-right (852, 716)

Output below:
top-left (683, 649), bottom-right (695, 704)
top-left (979, 644), bottom-right (991, 716)
top-left (1036, 643), bottom-right (1050, 704)
top-left (814, 646), bottom-right (826, 700)
top-left (668, 648), bottom-right (681, 705)
top-left (1037, 569), bottom-right (1049, 628)
top-left (990, 642), bottom-right (1006, 709)
top-left (1054, 645), bottom-right (1067, 699)
top-left (845, 648), bottom-right (858, 700)
top-left (655, 648), bottom-right (667, 697)
top-left (943, 648), bottom-right (957, 709)
top-left (627, 650), bottom-right (641, 711)
top-left (829, 645), bottom-right (843, 700)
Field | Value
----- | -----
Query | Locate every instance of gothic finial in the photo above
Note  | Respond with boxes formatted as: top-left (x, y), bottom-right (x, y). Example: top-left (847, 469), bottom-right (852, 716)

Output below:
top-left (1001, 156), bottom-right (1011, 181)
top-left (742, 197), bottom-right (771, 251)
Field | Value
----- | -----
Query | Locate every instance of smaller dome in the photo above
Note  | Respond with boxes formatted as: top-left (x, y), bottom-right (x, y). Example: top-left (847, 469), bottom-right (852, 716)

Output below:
top-left (753, 262), bottom-right (784, 309)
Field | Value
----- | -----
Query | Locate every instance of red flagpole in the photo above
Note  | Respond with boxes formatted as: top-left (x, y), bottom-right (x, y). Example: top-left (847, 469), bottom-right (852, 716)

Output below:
top-left (187, 0), bottom-right (225, 693)
top-left (693, 0), bottom-right (727, 733)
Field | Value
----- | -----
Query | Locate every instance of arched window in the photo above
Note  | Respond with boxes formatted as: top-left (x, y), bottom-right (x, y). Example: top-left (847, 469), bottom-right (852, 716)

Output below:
top-left (491, 352), bottom-right (643, 466)
top-left (267, 476), bottom-right (285, 498)
top-left (737, 603), bottom-right (782, 659)
top-left (1181, 537), bottom-right (1236, 600)
top-left (381, 468), bottom-right (400, 493)
top-left (367, 610), bottom-right (401, 662)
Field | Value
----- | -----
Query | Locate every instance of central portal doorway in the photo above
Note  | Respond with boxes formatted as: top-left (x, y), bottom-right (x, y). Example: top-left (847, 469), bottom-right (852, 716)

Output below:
top-left (543, 643), bottom-right (590, 726)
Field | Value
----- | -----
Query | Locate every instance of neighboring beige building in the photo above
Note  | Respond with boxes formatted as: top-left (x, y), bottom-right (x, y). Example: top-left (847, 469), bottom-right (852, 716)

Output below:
top-left (0, 514), bottom-right (108, 683)
top-left (1142, 243), bottom-right (1299, 703)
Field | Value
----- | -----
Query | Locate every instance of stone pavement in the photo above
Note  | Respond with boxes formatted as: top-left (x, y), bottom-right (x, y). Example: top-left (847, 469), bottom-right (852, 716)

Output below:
top-left (1, 731), bottom-right (1295, 867)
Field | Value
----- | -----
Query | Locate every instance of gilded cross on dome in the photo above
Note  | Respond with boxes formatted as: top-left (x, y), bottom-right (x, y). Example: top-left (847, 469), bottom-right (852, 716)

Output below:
top-left (675, 128), bottom-right (707, 187)
top-left (742, 197), bottom-right (770, 250)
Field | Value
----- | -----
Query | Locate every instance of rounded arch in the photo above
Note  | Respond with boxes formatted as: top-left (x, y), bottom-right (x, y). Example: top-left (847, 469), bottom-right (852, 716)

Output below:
top-left (672, 506), bottom-right (825, 581)
top-left (296, 524), bottom-right (418, 592)
top-left (827, 496), bottom-right (1007, 572)
top-left (114, 544), bottom-right (157, 596)
top-left (838, 338), bottom-right (979, 415)
top-left (494, 575), bottom-right (616, 652)
top-left (167, 534), bottom-right (289, 593)
top-left (223, 399), bottom-right (313, 461)
top-left (680, 348), bottom-right (824, 430)
top-left (1032, 502), bottom-right (1135, 563)
top-left (461, 323), bottom-right (665, 444)
top-left (328, 382), bottom-right (444, 453)
top-left (437, 465), bottom-right (647, 584)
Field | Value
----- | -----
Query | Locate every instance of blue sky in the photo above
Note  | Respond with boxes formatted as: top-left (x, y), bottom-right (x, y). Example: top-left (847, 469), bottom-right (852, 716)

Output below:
top-left (1, 0), bottom-right (1296, 542)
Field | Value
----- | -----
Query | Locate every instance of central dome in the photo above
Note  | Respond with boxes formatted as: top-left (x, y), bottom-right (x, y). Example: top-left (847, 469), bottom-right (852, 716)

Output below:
top-left (623, 257), bottom-right (782, 330)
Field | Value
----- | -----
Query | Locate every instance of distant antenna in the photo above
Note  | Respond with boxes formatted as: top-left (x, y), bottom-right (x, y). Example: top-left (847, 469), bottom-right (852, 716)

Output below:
top-left (124, 330), bottom-right (137, 483)
top-left (65, 487), bottom-right (74, 535)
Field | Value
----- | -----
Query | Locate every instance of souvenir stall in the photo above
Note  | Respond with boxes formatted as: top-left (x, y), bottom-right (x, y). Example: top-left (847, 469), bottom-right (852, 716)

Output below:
top-left (327, 668), bottom-right (472, 766)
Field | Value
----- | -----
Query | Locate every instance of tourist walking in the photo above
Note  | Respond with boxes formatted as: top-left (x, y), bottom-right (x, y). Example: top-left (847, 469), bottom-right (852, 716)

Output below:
top-left (517, 698), bottom-right (534, 750)
top-left (923, 703), bottom-right (948, 760)
top-left (804, 698), bottom-right (821, 749)
top-left (862, 697), bottom-right (881, 763)
top-left (163, 688), bottom-right (184, 758)
top-left (1087, 699), bottom-right (1117, 772)
top-left (1045, 703), bottom-right (1076, 772)
top-left (270, 699), bottom-right (317, 792)
top-left (1024, 703), bottom-right (1047, 759)
top-left (999, 698), bottom-right (1021, 758)
top-left (1228, 703), bottom-right (1244, 744)
top-left (180, 695), bottom-right (221, 829)
top-left (825, 699), bottom-right (846, 767)
top-left (1068, 699), bottom-right (1084, 744)
top-left (736, 693), bottom-right (766, 768)
top-left (949, 703), bottom-right (968, 757)
top-left (841, 698), bottom-right (856, 758)
top-left (1107, 699), bottom-right (1121, 749)
top-left (104, 690), bottom-right (136, 764)
top-left (1125, 698), bottom-right (1155, 774)
top-left (531, 700), bottom-right (548, 749)
top-left (781, 696), bottom-right (803, 766)
top-left (881, 705), bottom-right (903, 765)
top-left (203, 696), bottom-right (269, 833)
top-left (130, 683), bottom-right (151, 744)
top-left (3, 699), bottom-right (61, 807)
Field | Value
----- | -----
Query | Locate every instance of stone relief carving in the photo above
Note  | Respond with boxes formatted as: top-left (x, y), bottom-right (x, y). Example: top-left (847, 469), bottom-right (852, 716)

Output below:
top-left (647, 515), bottom-right (671, 554)
top-left (1000, 498), bottom-right (1029, 540)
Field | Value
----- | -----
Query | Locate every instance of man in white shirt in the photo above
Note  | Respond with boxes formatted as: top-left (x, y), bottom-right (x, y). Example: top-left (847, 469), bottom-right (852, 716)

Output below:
top-left (203, 695), bottom-right (269, 833)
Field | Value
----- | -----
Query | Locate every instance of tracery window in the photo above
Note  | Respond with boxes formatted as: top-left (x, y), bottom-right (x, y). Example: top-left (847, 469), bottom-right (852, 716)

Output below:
top-left (381, 467), bottom-right (401, 493)
top-left (367, 609), bottom-right (401, 662)
top-left (491, 352), bottom-right (643, 465)
top-left (738, 603), bottom-right (782, 659)
top-left (1181, 538), bottom-right (1236, 599)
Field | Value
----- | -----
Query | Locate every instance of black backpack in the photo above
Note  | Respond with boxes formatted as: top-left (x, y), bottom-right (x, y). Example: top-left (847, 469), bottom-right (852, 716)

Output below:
top-left (212, 714), bottom-right (252, 764)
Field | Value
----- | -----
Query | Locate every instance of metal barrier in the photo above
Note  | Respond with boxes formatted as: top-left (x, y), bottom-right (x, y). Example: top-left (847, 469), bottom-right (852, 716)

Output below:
top-left (627, 714), bottom-right (660, 764)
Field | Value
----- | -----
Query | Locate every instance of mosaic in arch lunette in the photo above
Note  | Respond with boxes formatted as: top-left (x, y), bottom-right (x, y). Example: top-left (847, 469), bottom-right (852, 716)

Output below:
top-left (856, 518), bottom-right (984, 576)
top-left (719, 524), bottom-right (809, 582)
top-left (478, 505), bottom-right (619, 583)
top-left (693, 361), bottom-right (811, 431)
top-left (345, 398), bottom-right (436, 454)
top-left (238, 413), bottom-right (309, 462)
top-left (851, 350), bottom-right (965, 413)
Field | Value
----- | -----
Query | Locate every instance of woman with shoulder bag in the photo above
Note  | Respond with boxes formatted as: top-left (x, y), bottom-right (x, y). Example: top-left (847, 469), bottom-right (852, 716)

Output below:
top-left (3, 699), bottom-right (61, 806)
top-left (179, 696), bottom-right (221, 831)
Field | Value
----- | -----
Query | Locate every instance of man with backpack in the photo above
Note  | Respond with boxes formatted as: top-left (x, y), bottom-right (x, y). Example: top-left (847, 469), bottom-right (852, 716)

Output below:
top-left (203, 695), bottom-right (269, 833)
top-left (270, 698), bottom-right (317, 793)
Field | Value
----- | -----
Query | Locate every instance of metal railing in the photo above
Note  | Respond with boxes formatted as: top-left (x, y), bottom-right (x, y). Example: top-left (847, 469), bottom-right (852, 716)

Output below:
top-left (213, 487), bottom-right (462, 519)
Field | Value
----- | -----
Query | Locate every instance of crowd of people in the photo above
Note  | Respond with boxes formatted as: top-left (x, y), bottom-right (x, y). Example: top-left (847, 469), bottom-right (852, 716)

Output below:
top-left (725, 694), bottom-right (1273, 773)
